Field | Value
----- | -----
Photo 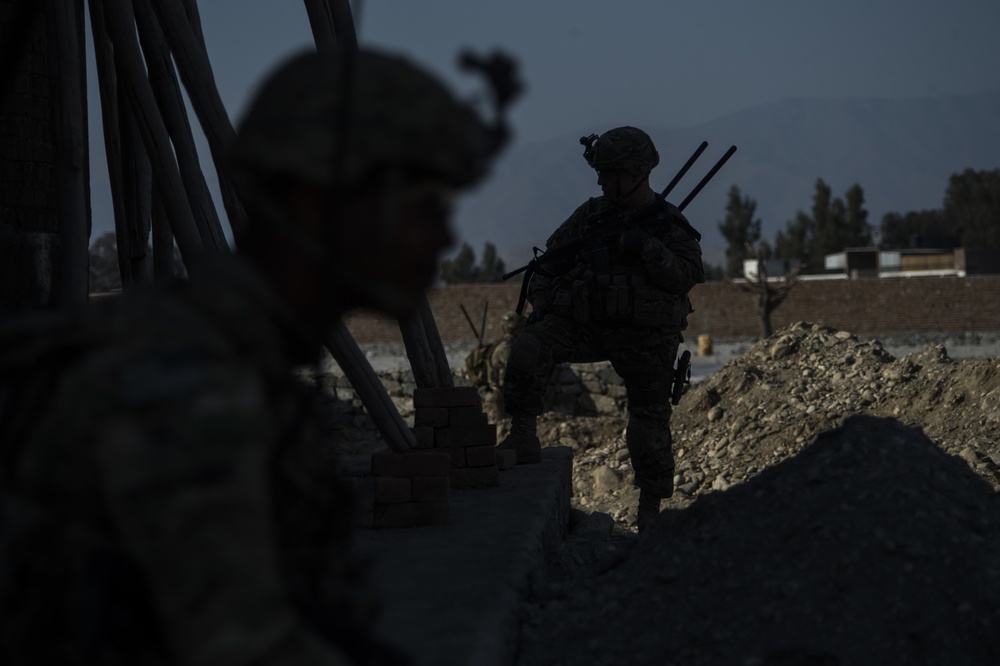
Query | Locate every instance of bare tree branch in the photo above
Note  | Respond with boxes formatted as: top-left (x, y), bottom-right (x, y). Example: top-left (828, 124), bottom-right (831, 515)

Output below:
top-left (726, 242), bottom-right (804, 338)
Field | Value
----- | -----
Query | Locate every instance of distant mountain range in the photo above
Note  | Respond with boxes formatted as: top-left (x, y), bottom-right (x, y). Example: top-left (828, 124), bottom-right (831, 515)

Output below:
top-left (453, 88), bottom-right (1000, 268)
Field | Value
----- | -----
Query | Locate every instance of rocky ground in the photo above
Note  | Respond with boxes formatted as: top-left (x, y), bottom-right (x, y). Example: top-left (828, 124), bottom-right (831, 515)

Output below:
top-left (518, 322), bottom-right (1000, 665)
top-left (331, 324), bottom-right (1000, 663)
top-left (552, 323), bottom-right (1000, 529)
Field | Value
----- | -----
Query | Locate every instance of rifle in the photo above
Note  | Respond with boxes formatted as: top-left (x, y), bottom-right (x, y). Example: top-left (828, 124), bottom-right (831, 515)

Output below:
top-left (504, 143), bottom-right (737, 315)
top-left (670, 350), bottom-right (691, 405)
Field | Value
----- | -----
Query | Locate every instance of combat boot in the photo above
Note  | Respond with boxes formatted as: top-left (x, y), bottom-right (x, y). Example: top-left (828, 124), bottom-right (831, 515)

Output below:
top-left (497, 413), bottom-right (542, 464)
top-left (637, 489), bottom-right (662, 533)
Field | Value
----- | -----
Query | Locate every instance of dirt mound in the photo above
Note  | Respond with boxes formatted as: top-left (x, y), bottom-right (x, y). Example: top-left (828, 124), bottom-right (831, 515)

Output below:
top-left (519, 415), bottom-right (1000, 665)
top-left (518, 322), bottom-right (1000, 663)
top-left (554, 322), bottom-right (1000, 529)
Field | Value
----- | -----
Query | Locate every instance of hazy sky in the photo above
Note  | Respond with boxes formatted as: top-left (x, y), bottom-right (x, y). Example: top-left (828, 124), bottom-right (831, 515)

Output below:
top-left (84, 0), bottom-right (1000, 236)
top-left (189, 0), bottom-right (1000, 143)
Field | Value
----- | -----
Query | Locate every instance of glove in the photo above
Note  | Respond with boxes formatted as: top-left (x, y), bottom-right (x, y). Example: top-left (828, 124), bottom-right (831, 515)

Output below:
top-left (618, 229), bottom-right (652, 256)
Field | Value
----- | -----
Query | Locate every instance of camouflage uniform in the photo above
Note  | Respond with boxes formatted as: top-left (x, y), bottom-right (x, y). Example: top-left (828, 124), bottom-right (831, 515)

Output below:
top-left (1, 260), bottom-right (372, 664)
top-left (502, 127), bottom-right (704, 511)
top-left (480, 312), bottom-right (524, 422)
top-left (0, 47), bottom-right (511, 665)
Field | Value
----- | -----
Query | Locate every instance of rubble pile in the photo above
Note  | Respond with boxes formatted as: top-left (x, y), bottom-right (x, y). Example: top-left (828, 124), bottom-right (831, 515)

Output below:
top-left (555, 321), bottom-right (1000, 527)
top-left (322, 322), bottom-right (1000, 662)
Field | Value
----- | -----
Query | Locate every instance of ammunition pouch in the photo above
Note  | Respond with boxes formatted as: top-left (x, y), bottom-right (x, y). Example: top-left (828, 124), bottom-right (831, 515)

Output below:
top-left (550, 281), bottom-right (591, 324)
top-left (594, 279), bottom-right (681, 328)
top-left (549, 280), bottom-right (687, 329)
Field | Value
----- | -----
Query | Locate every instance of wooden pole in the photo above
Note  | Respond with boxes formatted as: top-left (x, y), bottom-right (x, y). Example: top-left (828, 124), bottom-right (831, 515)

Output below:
top-left (86, 0), bottom-right (133, 288)
top-left (303, 0), bottom-right (336, 48)
top-left (399, 312), bottom-right (441, 388)
top-left (99, 0), bottom-right (204, 264)
top-left (329, 0), bottom-right (358, 51)
top-left (418, 295), bottom-right (454, 387)
top-left (120, 105), bottom-right (153, 283)
top-left (145, 0), bottom-right (247, 239)
top-left (47, 0), bottom-right (90, 306)
top-left (133, 0), bottom-right (227, 252)
top-left (178, 0), bottom-right (205, 45)
top-left (151, 185), bottom-right (175, 278)
top-left (325, 322), bottom-right (416, 453)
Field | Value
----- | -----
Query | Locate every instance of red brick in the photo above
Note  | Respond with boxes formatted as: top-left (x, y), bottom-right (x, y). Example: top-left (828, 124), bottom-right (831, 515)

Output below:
top-left (373, 501), bottom-right (450, 528)
top-left (371, 452), bottom-right (450, 478)
top-left (435, 424), bottom-right (497, 448)
top-left (411, 476), bottom-right (450, 502)
top-left (410, 426), bottom-right (436, 449)
top-left (464, 445), bottom-right (497, 468)
top-left (414, 407), bottom-right (450, 427)
top-left (374, 477), bottom-right (412, 504)
top-left (413, 386), bottom-right (482, 409)
top-left (450, 465), bottom-right (499, 488)
top-left (448, 405), bottom-right (488, 427)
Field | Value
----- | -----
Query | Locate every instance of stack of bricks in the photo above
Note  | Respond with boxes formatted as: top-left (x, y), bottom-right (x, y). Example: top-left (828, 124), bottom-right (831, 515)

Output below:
top-left (410, 386), bottom-right (512, 488)
top-left (371, 450), bottom-right (451, 528)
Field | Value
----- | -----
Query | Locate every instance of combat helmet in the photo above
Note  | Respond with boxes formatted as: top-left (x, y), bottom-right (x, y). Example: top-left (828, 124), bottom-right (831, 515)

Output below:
top-left (231, 47), bottom-right (511, 195)
top-left (501, 312), bottom-right (525, 335)
top-left (580, 126), bottom-right (659, 176)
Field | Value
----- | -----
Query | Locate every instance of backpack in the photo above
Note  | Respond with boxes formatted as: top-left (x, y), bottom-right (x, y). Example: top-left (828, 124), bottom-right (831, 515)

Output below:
top-left (464, 340), bottom-right (500, 388)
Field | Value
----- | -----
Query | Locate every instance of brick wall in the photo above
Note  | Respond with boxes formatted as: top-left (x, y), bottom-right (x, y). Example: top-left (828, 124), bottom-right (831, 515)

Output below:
top-left (343, 276), bottom-right (1000, 344)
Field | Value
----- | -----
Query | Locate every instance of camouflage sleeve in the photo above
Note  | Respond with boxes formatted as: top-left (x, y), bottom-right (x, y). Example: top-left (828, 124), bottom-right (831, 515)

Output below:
top-left (95, 357), bottom-right (355, 666)
top-left (641, 210), bottom-right (706, 294)
top-left (488, 340), bottom-right (511, 389)
top-left (527, 199), bottom-right (599, 311)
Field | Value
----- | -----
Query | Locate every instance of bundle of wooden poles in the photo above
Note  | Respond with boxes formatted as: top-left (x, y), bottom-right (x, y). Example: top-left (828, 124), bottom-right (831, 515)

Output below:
top-left (16, 0), bottom-right (453, 452)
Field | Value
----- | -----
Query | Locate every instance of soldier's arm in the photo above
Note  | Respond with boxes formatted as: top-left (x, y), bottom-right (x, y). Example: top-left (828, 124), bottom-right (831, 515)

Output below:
top-left (638, 207), bottom-right (706, 294)
top-left (641, 233), bottom-right (705, 294)
top-left (96, 358), bottom-right (356, 666)
top-left (527, 199), bottom-right (598, 312)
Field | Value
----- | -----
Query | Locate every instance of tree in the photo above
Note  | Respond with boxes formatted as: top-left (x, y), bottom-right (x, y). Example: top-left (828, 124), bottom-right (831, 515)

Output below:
top-left (944, 168), bottom-right (1000, 249)
top-left (477, 241), bottom-right (506, 283)
top-left (878, 209), bottom-right (957, 249)
top-left (717, 185), bottom-right (762, 277)
top-left (729, 242), bottom-right (804, 339)
top-left (440, 241), bottom-right (507, 284)
top-left (774, 179), bottom-right (873, 270)
top-left (878, 169), bottom-right (1000, 250)
top-left (774, 212), bottom-right (812, 265)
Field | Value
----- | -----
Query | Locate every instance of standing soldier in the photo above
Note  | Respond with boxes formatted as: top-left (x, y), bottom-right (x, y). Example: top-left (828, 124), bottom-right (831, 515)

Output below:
top-left (499, 126), bottom-right (704, 532)
top-left (0, 47), bottom-right (515, 664)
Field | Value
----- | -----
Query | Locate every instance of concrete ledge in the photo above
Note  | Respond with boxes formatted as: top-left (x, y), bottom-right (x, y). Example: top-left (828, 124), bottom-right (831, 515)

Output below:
top-left (353, 447), bottom-right (573, 666)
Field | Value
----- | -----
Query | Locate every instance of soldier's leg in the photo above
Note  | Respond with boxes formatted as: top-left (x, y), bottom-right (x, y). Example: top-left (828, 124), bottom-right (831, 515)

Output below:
top-left (609, 335), bottom-right (679, 531)
top-left (500, 316), bottom-right (595, 463)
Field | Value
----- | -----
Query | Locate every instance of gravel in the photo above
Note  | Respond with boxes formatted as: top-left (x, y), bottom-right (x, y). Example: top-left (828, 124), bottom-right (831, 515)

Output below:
top-left (517, 322), bottom-right (1000, 665)
top-left (329, 324), bottom-right (1000, 664)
